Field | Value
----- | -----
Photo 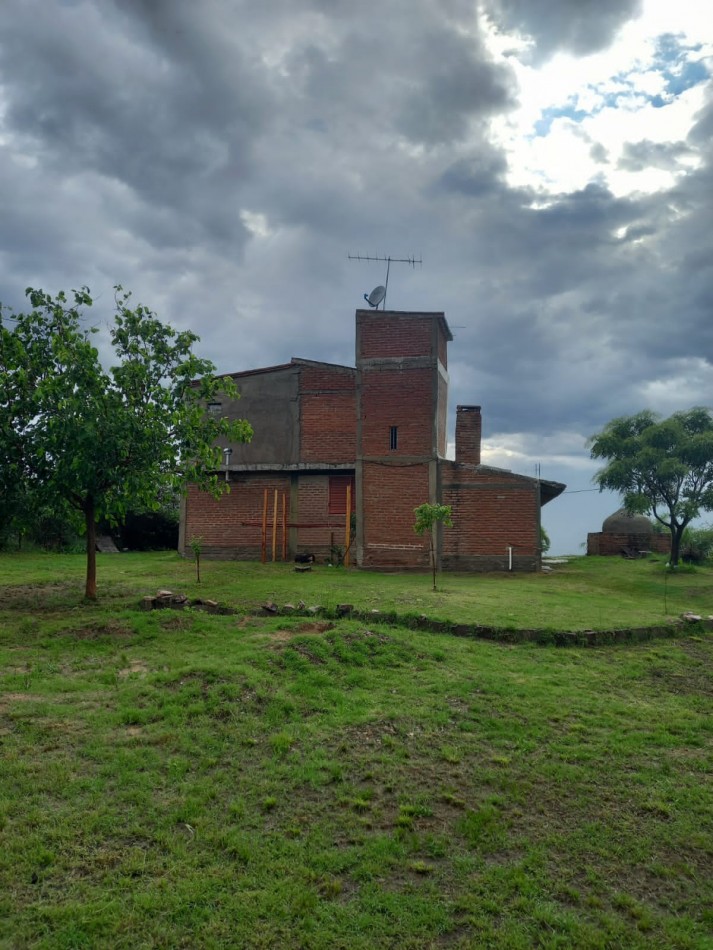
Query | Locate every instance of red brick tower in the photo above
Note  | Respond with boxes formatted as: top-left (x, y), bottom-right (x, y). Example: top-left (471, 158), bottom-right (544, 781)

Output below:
top-left (355, 309), bottom-right (452, 568)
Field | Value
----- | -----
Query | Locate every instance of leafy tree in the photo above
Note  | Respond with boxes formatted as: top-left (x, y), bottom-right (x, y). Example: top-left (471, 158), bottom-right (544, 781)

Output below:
top-left (540, 525), bottom-right (551, 554)
top-left (589, 408), bottom-right (713, 567)
top-left (0, 287), bottom-right (252, 598)
top-left (413, 503), bottom-right (453, 591)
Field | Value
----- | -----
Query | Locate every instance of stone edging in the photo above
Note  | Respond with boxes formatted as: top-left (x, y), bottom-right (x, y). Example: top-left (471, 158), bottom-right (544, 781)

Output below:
top-left (140, 592), bottom-right (712, 646)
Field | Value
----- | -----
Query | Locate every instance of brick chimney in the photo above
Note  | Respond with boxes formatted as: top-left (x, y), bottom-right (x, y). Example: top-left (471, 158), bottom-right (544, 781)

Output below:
top-left (455, 405), bottom-right (481, 465)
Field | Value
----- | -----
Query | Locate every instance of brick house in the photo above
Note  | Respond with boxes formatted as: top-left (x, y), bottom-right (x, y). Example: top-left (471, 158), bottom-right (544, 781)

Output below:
top-left (179, 309), bottom-right (565, 571)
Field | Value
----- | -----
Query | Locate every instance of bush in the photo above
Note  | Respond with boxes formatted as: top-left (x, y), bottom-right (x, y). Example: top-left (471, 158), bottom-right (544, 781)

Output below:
top-left (540, 526), bottom-right (551, 554)
top-left (114, 507), bottom-right (179, 551)
top-left (680, 525), bottom-right (713, 564)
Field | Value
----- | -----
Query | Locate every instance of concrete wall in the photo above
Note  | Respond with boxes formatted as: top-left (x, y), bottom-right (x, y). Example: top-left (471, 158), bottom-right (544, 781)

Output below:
top-left (221, 365), bottom-right (301, 465)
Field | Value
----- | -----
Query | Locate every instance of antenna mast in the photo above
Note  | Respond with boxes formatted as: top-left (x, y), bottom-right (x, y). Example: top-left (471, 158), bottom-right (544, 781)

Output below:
top-left (348, 253), bottom-right (422, 309)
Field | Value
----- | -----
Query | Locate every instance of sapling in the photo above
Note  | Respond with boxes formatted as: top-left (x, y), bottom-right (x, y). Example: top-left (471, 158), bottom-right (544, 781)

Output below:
top-left (413, 503), bottom-right (453, 591)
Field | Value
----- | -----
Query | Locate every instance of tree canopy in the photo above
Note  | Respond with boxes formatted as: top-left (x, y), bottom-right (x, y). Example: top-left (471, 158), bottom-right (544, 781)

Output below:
top-left (589, 408), bottom-right (713, 566)
top-left (0, 286), bottom-right (252, 597)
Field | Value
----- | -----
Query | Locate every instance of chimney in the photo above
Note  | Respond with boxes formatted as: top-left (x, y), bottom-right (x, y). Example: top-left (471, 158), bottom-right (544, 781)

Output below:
top-left (455, 405), bottom-right (481, 465)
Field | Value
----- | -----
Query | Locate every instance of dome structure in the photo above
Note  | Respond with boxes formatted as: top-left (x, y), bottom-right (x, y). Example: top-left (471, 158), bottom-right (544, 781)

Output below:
top-left (602, 509), bottom-right (653, 535)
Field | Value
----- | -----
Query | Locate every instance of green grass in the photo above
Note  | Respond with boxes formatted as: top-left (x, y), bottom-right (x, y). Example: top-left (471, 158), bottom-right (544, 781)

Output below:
top-left (0, 549), bottom-right (711, 631)
top-left (1, 553), bottom-right (712, 947)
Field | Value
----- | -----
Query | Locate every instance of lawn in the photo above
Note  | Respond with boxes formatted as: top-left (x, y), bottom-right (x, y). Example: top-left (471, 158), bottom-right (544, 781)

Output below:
top-left (1, 553), bottom-right (712, 947)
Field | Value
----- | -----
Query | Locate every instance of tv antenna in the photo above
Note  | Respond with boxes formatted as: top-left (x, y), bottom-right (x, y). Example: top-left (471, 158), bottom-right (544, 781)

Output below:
top-left (348, 253), bottom-right (422, 310)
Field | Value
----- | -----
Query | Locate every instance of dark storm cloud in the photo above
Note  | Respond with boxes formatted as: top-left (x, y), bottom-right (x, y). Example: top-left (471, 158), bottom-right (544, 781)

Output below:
top-left (485, 0), bottom-right (643, 59)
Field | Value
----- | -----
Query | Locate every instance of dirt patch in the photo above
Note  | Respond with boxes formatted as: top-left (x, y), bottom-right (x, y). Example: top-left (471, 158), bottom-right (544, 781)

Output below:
top-left (0, 582), bottom-right (76, 607)
top-left (0, 691), bottom-right (48, 705)
top-left (118, 661), bottom-right (149, 678)
top-left (270, 629), bottom-right (296, 643)
top-left (58, 620), bottom-right (134, 640)
top-left (269, 622), bottom-right (335, 642)
top-left (298, 621), bottom-right (334, 634)
top-left (160, 614), bottom-right (193, 631)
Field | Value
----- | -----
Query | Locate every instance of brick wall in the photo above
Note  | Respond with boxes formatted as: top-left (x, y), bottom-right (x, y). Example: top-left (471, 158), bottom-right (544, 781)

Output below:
top-left (455, 406), bottom-right (481, 465)
top-left (587, 532), bottom-right (670, 556)
top-left (356, 310), bottom-right (450, 569)
top-left (437, 373), bottom-right (448, 458)
top-left (360, 366), bottom-right (435, 457)
top-left (183, 472), bottom-right (351, 561)
top-left (360, 462), bottom-right (431, 568)
top-left (440, 462), bottom-right (540, 571)
top-left (183, 475), bottom-right (291, 559)
top-left (299, 364), bottom-right (357, 463)
top-left (358, 313), bottom-right (434, 359)
top-left (295, 474), bottom-right (350, 560)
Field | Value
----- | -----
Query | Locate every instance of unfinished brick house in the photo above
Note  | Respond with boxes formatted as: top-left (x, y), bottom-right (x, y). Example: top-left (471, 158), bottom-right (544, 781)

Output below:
top-left (179, 309), bottom-right (565, 571)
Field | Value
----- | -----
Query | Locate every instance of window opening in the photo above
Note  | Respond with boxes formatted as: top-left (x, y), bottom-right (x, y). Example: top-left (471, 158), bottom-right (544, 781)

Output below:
top-left (329, 476), bottom-right (356, 515)
top-left (389, 426), bottom-right (398, 450)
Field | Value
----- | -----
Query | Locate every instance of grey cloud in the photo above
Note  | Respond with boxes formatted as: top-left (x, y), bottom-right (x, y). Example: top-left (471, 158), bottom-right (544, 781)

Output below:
top-left (485, 0), bottom-right (643, 58)
top-left (618, 140), bottom-right (696, 172)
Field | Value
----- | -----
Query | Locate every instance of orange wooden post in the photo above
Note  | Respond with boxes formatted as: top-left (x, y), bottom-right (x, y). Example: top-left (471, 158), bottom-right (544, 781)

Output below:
top-left (272, 489), bottom-right (278, 562)
top-left (344, 483), bottom-right (352, 568)
top-left (282, 492), bottom-right (287, 561)
top-left (261, 489), bottom-right (268, 563)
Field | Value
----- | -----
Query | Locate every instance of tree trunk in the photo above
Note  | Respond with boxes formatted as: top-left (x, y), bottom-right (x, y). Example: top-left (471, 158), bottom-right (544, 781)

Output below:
top-left (669, 524), bottom-right (684, 567)
top-left (431, 532), bottom-right (436, 591)
top-left (84, 498), bottom-right (97, 599)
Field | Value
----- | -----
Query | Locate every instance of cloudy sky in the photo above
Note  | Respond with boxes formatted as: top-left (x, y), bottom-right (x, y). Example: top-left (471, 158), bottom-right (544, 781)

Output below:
top-left (1, 0), bottom-right (711, 554)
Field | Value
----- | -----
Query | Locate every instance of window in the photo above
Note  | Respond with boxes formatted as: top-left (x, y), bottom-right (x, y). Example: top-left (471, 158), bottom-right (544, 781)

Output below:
top-left (329, 476), bottom-right (356, 515)
top-left (207, 402), bottom-right (223, 416)
top-left (389, 426), bottom-right (398, 450)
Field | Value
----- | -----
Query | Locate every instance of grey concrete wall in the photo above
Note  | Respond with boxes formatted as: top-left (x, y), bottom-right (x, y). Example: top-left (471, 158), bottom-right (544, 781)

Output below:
top-left (218, 366), bottom-right (300, 465)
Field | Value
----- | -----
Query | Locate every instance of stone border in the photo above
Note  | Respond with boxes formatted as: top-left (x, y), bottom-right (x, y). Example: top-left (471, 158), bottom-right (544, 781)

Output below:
top-left (140, 593), bottom-right (712, 646)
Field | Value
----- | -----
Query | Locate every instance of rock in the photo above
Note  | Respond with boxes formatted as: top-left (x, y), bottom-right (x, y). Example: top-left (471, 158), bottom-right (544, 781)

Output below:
top-left (681, 612), bottom-right (702, 623)
top-left (140, 596), bottom-right (156, 611)
top-left (297, 600), bottom-right (306, 610)
top-left (282, 604), bottom-right (295, 613)
top-left (336, 604), bottom-right (354, 616)
top-left (261, 602), bottom-right (278, 615)
top-left (157, 590), bottom-right (173, 598)
top-left (308, 605), bottom-right (323, 615)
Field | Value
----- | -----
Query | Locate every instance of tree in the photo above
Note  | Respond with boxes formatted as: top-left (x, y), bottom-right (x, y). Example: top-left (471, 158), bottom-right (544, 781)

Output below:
top-left (0, 287), bottom-right (252, 598)
top-left (413, 503), bottom-right (453, 591)
top-left (589, 408), bottom-right (713, 567)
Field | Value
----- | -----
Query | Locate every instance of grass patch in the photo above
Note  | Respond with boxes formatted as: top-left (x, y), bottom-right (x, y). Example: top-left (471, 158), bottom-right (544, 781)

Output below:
top-left (0, 553), bottom-right (712, 946)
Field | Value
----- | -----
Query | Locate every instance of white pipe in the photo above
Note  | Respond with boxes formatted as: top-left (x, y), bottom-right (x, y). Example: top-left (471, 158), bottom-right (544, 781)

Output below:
top-left (508, 546), bottom-right (513, 571)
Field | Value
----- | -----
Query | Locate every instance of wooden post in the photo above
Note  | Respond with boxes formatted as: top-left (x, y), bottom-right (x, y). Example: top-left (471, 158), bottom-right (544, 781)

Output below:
top-left (344, 483), bottom-right (352, 568)
top-left (272, 489), bottom-right (278, 562)
top-left (282, 492), bottom-right (287, 561)
top-left (261, 489), bottom-right (268, 563)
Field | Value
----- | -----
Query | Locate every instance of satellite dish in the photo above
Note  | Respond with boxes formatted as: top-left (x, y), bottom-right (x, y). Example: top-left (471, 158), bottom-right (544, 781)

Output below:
top-left (364, 285), bottom-right (386, 308)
